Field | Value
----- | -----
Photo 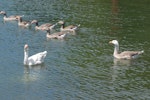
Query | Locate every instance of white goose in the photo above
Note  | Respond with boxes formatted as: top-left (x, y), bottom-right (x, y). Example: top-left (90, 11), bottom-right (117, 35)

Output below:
top-left (46, 29), bottom-right (67, 39)
top-left (31, 20), bottom-right (57, 31)
top-left (109, 40), bottom-right (144, 59)
top-left (0, 11), bottom-right (24, 21)
top-left (24, 44), bottom-right (47, 66)
top-left (58, 21), bottom-right (80, 32)
top-left (16, 16), bottom-right (31, 27)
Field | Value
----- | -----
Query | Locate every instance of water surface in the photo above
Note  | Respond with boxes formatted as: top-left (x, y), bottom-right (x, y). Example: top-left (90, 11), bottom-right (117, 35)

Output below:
top-left (0, 0), bottom-right (149, 99)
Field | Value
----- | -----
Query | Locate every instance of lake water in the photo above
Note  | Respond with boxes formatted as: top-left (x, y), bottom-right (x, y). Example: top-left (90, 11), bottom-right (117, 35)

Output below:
top-left (0, 0), bottom-right (149, 99)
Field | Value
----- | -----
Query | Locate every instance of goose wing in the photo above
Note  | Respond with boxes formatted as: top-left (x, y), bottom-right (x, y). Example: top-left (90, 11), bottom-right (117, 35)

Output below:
top-left (9, 15), bottom-right (23, 18)
top-left (47, 31), bottom-right (66, 39)
top-left (28, 51), bottom-right (47, 65)
top-left (64, 25), bottom-right (76, 29)
top-left (40, 23), bottom-right (53, 28)
top-left (21, 21), bottom-right (30, 25)
top-left (119, 51), bottom-right (143, 59)
top-left (52, 31), bottom-right (66, 36)
top-left (8, 15), bottom-right (18, 18)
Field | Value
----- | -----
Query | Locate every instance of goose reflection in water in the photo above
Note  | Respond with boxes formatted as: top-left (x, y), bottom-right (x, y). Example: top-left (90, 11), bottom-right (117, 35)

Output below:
top-left (111, 58), bottom-right (133, 81)
top-left (113, 58), bottom-right (133, 66)
top-left (22, 64), bottom-right (46, 82)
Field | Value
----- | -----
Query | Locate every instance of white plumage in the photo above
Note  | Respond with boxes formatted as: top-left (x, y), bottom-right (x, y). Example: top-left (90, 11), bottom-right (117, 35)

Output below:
top-left (24, 44), bottom-right (47, 66)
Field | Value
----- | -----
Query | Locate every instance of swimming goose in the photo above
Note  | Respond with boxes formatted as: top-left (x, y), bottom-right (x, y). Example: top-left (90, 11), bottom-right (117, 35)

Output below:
top-left (24, 44), bottom-right (47, 66)
top-left (109, 40), bottom-right (144, 59)
top-left (58, 21), bottom-right (80, 32)
top-left (0, 11), bottom-right (24, 21)
top-left (16, 16), bottom-right (31, 27)
top-left (46, 29), bottom-right (67, 39)
top-left (31, 20), bottom-right (57, 31)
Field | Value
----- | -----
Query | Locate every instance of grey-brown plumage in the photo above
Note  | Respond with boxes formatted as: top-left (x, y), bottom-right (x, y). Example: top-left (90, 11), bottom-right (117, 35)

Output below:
top-left (46, 29), bottom-right (67, 39)
top-left (31, 20), bottom-right (57, 31)
top-left (16, 16), bottom-right (31, 27)
top-left (0, 11), bottom-right (24, 21)
top-left (58, 21), bottom-right (80, 32)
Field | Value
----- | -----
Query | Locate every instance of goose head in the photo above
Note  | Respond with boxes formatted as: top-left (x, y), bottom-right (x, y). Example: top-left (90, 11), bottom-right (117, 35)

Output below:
top-left (16, 16), bottom-right (22, 21)
top-left (109, 40), bottom-right (119, 46)
top-left (58, 20), bottom-right (64, 24)
top-left (24, 44), bottom-right (29, 51)
top-left (0, 11), bottom-right (6, 15)
top-left (31, 20), bottom-right (38, 24)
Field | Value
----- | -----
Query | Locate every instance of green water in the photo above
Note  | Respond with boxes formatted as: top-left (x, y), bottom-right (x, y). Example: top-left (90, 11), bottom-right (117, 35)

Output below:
top-left (0, 0), bottom-right (149, 99)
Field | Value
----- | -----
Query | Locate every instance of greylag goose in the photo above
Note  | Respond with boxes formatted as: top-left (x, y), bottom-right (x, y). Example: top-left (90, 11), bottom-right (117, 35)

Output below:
top-left (31, 20), bottom-right (57, 31)
top-left (109, 40), bottom-right (144, 59)
top-left (46, 29), bottom-right (67, 39)
top-left (16, 16), bottom-right (31, 27)
top-left (0, 11), bottom-right (24, 21)
top-left (24, 44), bottom-right (47, 66)
top-left (58, 21), bottom-right (80, 32)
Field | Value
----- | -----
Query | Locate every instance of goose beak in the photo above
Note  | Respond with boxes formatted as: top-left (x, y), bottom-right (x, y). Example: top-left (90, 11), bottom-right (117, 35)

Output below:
top-left (24, 44), bottom-right (29, 50)
top-left (109, 41), bottom-right (112, 44)
top-left (58, 21), bottom-right (64, 24)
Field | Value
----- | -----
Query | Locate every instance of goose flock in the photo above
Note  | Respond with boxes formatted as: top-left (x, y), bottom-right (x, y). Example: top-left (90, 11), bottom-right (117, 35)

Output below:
top-left (0, 11), bottom-right (144, 66)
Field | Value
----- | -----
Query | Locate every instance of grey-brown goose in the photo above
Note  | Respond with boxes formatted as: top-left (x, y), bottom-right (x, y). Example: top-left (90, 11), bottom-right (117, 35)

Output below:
top-left (46, 29), bottom-right (67, 39)
top-left (109, 40), bottom-right (144, 59)
top-left (58, 21), bottom-right (80, 32)
top-left (31, 20), bottom-right (57, 31)
top-left (0, 11), bottom-right (24, 21)
top-left (16, 16), bottom-right (31, 27)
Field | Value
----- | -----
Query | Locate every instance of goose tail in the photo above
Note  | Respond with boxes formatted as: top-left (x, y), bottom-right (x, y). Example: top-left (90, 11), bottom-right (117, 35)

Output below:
top-left (20, 15), bottom-right (24, 17)
top-left (43, 51), bottom-right (47, 58)
top-left (73, 24), bottom-right (80, 30)
top-left (139, 50), bottom-right (144, 54)
top-left (50, 23), bottom-right (58, 29)
top-left (77, 24), bottom-right (80, 27)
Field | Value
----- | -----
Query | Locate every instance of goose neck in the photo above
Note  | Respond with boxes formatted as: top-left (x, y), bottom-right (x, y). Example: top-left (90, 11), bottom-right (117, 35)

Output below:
top-left (18, 17), bottom-right (22, 23)
top-left (113, 44), bottom-right (119, 55)
top-left (47, 29), bottom-right (51, 34)
top-left (35, 22), bottom-right (39, 27)
top-left (61, 23), bottom-right (65, 28)
top-left (24, 49), bottom-right (29, 65)
top-left (3, 13), bottom-right (7, 17)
